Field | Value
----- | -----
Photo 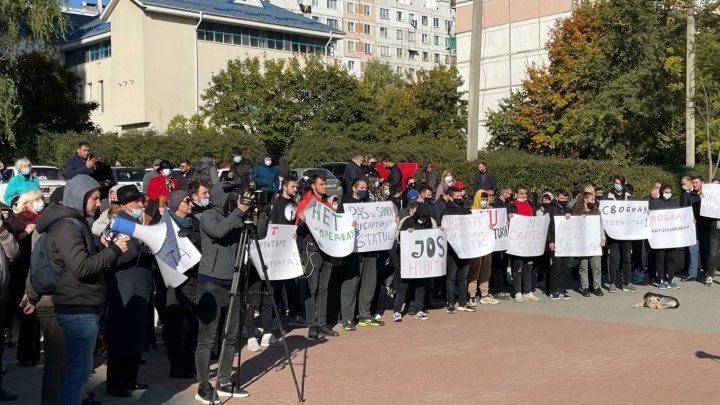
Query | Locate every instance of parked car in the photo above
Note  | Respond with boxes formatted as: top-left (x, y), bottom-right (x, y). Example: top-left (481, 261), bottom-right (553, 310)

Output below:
top-left (0, 165), bottom-right (66, 205)
top-left (319, 162), bottom-right (348, 181)
top-left (112, 167), bottom-right (147, 192)
top-left (291, 168), bottom-right (343, 198)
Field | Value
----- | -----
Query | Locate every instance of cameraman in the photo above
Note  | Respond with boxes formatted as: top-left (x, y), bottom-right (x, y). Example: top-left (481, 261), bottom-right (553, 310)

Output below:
top-left (194, 182), bottom-right (252, 402)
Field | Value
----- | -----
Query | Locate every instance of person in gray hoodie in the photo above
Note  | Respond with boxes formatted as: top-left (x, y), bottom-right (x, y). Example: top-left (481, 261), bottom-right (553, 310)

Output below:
top-left (36, 174), bottom-right (128, 405)
top-left (194, 182), bottom-right (252, 403)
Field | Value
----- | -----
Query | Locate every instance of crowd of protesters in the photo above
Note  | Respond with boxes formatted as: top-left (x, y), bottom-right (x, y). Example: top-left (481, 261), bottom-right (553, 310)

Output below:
top-left (0, 143), bottom-right (716, 404)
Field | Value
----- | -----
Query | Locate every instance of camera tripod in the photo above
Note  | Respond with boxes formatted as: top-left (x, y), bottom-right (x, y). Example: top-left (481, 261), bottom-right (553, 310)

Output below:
top-left (210, 218), bottom-right (304, 404)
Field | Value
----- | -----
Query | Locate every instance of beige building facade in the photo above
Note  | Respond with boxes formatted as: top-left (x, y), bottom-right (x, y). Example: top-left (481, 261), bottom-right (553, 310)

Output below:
top-left (61, 0), bottom-right (343, 132)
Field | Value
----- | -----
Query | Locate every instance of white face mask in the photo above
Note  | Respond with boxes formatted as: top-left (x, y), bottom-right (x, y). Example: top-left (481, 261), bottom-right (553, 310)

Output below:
top-left (21, 168), bottom-right (31, 176)
top-left (384, 189), bottom-right (391, 196)
top-left (233, 156), bottom-right (242, 163)
top-left (663, 193), bottom-right (672, 199)
top-left (162, 168), bottom-right (171, 177)
top-left (264, 160), bottom-right (272, 167)
top-left (516, 197), bottom-right (527, 203)
top-left (32, 200), bottom-right (45, 213)
top-left (445, 176), bottom-right (453, 184)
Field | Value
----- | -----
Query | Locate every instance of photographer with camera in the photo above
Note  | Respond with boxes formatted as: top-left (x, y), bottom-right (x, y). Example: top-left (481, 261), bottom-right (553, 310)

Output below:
top-left (194, 182), bottom-right (253, 403)
top-left (64, 141), bottom-right (96, 180)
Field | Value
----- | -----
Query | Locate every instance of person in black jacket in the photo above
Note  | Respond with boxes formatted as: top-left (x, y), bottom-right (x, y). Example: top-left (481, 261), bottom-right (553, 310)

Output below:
top-left (343, 153), bottom-right (367, 196)
top-left (64, 141), bottom-right (96, 180)
top-left (692, 176), bottom-right (718, 287)
top-left (229, 147), bottom-right (255, 190)
top-left (442, 189), bottom-right (475, 313)
top-left (545, 190), bottom-right (573, 300)
top-left (174, 160), bottom-right (196, 193)
top-left (381, 156), bottom-right (402, 190)
top-left (472, 162), bottom-right (497, 193)
top-left (649, 185), bottom-right (681, 290)
top-left (36, 175), bottom-right (127, 405)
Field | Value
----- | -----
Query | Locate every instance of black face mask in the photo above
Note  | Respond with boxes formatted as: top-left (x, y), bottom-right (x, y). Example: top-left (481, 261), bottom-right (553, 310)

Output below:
top-left (356, 190), bottom-right (369, 200)
top-left (586, 202), bottom-right (595, 210)
top-left (558, 200), bottom-right (568, 208)
top-left (452, 198), bottom-right (464, 207)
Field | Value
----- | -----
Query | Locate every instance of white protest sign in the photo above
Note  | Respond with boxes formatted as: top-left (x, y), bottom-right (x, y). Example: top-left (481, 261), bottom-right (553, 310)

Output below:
top-left (249, 224), bottom-right (303, 280)
top-left (344, 201), bottom-right (397, 252)
top-left (303, 199), bottom-right (355, 257)
top-left (599, 200), bottom-right (650, 240)
top-left (554, 215), bottom-right (602, 257)
top-left (700, 183), bottom-right (720, 219)
top-left (472, 208), bottom-right (508, 251)
top-left (400, 229), bottom-right (447, 279)
top-left (649, 207), bottom-right (696, 249)
top-left (506, 215), bottom-right (550, 257)
top-left (442, 214), bottom-right (495, 258)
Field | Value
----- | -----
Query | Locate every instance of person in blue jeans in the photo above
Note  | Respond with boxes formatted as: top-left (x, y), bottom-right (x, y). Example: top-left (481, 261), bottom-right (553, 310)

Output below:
top-left (35, 175), bottom-right (127, 405)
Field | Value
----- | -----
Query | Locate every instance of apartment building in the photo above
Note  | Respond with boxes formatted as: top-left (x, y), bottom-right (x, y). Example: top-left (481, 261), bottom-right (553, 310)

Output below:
top-left (455, 0), bottom-right (574, 151)
top-left (60, 0), bottom-right (343, 132)
top-left (271, 0), bottom-right (453, 76)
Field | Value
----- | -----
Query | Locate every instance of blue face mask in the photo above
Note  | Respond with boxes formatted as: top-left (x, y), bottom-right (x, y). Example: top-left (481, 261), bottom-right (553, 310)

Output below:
top-left (131, 208), bottom-right (144, 219)
top-left (614, 183), bottom-right (623, 192)
top-left (21, 168), bottom-right (31, 176)
top-left (356, 190), bottom-right (369, 200)
top-left (198, 198), bottom-right (210, 207)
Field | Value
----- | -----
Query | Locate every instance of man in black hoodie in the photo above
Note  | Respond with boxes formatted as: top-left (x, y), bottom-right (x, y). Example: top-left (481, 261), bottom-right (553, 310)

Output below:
top-left (37, 174), bottom-right (127, 405)
top-left (229, 147), bottom-right (255, 190)
top-left (545, 190), bottom-right (572, 299)
top-left (442, 189), bottom-right (475, 313)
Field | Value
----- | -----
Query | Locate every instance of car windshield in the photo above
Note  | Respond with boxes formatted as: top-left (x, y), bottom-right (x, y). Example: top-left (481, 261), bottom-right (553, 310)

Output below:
top-left (114, 168), bottom-right (146, 181)
top-left (302, 169), bottom-right (336, 180)
top-left (33, 168), bottom-right (65, 181)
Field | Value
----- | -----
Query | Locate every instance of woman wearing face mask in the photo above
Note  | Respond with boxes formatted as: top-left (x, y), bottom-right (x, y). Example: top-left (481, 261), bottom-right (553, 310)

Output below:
top-left (146, 160), bottom-right (178, 202)
top-left (569, 192), bottom-right (606, 297)
top-left (378, 182), bottom-right (393, 202)
top-left (507, 186), bottom-right (543, 303)
top-left (255, 153), bottom-right (279, 193)
top-left (648, 184), bottom-right (681, 290)
top-left (435, 170), bottom-right (454, 200)
top-left (104, 185), bottom-right (154, 397)
top-left (467, 190), bottom-right (498, 306)
top-left (8, 189), bottom-right (44, 366)
top-left (367, 174), bottom-right (381, 202)
top-left (3, 159), bottom-right (40, 205)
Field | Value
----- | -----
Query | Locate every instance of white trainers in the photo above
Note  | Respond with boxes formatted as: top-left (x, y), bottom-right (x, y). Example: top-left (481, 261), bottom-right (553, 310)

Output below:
top-left (523, 292), bottom-right (541, 302)
top-left (479, 296), bottom-right (499, 305)
top-left (393, 312), bottom-right (402, 322)
top-left (260, 334), bottom-right (282, 347)
top-left (514, 293), bottom-right (524, 303)
top-left (247, 338), bottom-right (262, 352)
top-left (373, 313), bottom-right (383, 321)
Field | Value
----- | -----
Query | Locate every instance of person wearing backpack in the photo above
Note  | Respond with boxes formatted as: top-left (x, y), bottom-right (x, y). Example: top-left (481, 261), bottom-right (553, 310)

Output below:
top-left (35, 174), bottom-right (128, 405)
top-left (194, 152), bottom-right (219, 187)
top-left (0, 216), bottom-right (19, 401)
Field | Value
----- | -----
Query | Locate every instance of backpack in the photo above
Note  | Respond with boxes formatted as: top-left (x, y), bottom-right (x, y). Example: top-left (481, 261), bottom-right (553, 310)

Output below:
top-left (193, 162), bottom-right (213, 185)
top-left (30, 218), bottom-right (82, 295)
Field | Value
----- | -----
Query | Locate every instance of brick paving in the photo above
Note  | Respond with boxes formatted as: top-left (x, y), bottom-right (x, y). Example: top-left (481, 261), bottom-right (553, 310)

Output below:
top-left (3, 279), bottom-right (720, 404)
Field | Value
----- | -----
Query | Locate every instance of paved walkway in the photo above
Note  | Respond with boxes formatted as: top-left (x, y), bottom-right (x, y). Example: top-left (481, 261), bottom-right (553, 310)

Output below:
top-left (3, 279), bottom-right (719, 404)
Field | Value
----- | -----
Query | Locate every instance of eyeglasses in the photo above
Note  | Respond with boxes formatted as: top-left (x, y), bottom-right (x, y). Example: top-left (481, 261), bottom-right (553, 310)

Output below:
top-left (181, 198), bottom-right (192, 205)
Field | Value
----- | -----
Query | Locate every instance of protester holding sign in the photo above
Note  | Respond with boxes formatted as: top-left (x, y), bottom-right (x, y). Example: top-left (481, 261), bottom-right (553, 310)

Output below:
top-left (295, 174), bottom-right (340, 338)
top-left (507, 186), bottom-right (543, 303)
top-left (648, 185), bottom-right (681, 290)
top-left (571, 192), bottom-right (606, 297)
top-left (489, 187), bottom-right (513, 300)
top-left (392, 203), bottom-right (436, 322)
top-left (545, 190), bottom-right (573, 300)
top-left (604, 174), bottom-right (639, 293)
top-left (682, 176), bottom-right (703, 282)
top-left (441, 188), bottom-right (475, 313)
top-left (468, 190), bottom-right (498, 305)
top-left (693, 177), bottom-right (719, 287)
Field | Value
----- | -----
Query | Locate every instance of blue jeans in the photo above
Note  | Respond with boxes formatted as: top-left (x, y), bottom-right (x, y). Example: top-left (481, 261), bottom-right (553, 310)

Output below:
top-left (57, 314), bottom-right (100, 405)
top-left (688, 240), bottom-right (699, 278)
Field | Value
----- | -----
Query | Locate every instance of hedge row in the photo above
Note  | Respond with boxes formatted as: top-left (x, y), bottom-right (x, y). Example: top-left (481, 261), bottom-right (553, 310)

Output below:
top-left (29, 131), bottom-right (706, 197)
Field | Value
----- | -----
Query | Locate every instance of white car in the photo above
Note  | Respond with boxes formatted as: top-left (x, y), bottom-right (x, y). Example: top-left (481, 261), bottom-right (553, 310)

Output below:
top-left (0, 165), bottom-right (66, 206)
top-left (112, 167), bottom-right (147, 193)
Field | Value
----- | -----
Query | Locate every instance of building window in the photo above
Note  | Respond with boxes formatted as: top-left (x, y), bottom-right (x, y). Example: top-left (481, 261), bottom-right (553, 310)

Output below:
top-left (434, 35), bottom-right (439, 45)
top-left (396, 11), bottom-right (402, 21)
top-left (312, 0), bottom-right (318, 5)
top-left (379, 45), bottom-right (389, 56)
top-left (434, 53), bottom-right (440, 63)
top-left (348, 60), bottom-right (355, 71)
top-left (445, 37), bottom-right (449, 47)
top-left (396, 30), bottom-right (403, 40)
top-left (347, 22), bottom-right (355, 32)
top-left (197, 22), bottom-right (333, 55)
top-left (364, 5), bottom-right (371, 15)
top-left (327, 18), bottom-right (338, 29)
top-left (408, 31), bottom-right (415, 42)
top-left (409, 68), bottom-right (415, 75)
top-left (346, 2), bottom-right (354, 13)
top-left (422, 33), bottom-right (428, 43)
top-left (408, 50), bottom-right (418, 60)
top-left (396, 47), bottom-right (403, 58)
top-left (364, 43), bottom-right (371, 54)
top-left (327, 0), bottom-right (337, 10)
top-left (98, 80), bottom-right (104, 113)
top-left (380, 27), bottom-right (388, 37)
top-left (363, 24), bottom-right (371, 35)
top-left (445, 19), bottom-right (452, 31)
top-left (312, 16), bottom-right (320, 21)
top-left (422, 51), bottom-right (428, 62)
top-left (433, 17), bottom-right (439, 28)
top-left (64, 39), bottom-right (112, 66)
top-left (396, 66), bottom-right (403, 75)
top-left (347, 40), bottom-right (356, 52)
top-left (422, 15), bottom-right (428, 26)
top-left (86, 82), bottom-right (92, 103)
top-left (380, 8), bottom-right (389, 19)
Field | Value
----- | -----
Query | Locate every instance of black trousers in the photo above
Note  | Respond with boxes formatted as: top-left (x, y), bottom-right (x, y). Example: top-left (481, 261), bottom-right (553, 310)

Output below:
top-left (340, 254), bottom-right (377, 321)
top-left (39, 314), bottom-right (66, 405)
top-left (392, 262), bottom-right (426, 313)
top-left (511, 257), bottom-right (533, 295)
top-left (16, 310), bottom-right (41, 363)
top-left (301, 251), bottom-right (333, 327)
top-left (106, 353), bottom-right (141, 391)
top-left (243, 280), bottom-right (272, 334)
top-left (655, 248), bottom-right (677, 282)
top-left (490, 251), bottom-right (508, 293)
top-left (273, 279), bottom-right (302, 318)
top-left (607, 239), bottom-right (632, 287)
top-left (549, 253), bottom-right (570, 294)
top-left (446, 250), bottom-right (469, 306)
top-left (164, 306), bottom-right (198, 373)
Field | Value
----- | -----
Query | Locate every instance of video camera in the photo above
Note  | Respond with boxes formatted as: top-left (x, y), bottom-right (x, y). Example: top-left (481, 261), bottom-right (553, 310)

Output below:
top-left (221, 180), bottom-right (274, 208)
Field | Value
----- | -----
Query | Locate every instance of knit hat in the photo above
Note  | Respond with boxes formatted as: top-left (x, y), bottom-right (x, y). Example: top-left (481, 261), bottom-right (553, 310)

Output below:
top-left (167, 190), bottom-right (188, 211)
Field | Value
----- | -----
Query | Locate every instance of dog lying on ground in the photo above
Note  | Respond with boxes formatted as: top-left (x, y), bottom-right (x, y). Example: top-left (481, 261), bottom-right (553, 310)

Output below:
top-left (633, 292), bottom-right (680, 309)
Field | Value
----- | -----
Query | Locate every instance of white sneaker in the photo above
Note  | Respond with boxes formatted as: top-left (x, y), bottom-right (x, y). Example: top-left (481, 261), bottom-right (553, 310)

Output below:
top-left (523, 292), bottom-right (541, 302)
top-left (247, 338), bottom-right (262, 352)
top-left (373, 313), bottom-right (383, 321)
top-left (479, 296), bottom-right (499, 305)
top-left (514, 293), bottom-right (524, 303)
top-left (260, 334), bottom-right (282, 347)
top-left (393, 312), bottom-right (402, 322)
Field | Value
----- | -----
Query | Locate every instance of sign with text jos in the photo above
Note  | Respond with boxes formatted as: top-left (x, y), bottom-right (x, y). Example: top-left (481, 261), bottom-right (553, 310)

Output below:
top-left (506, 215), bottom-right (550, 257)
top-left (344, 201), bottom-right (397, 252)
top-left (599, 200), bottom-right (650, 240)
top-left (249, 224), bottom-right (303, 280)
top-left (700, 184), bottom-right (720, 219)
top-left (472, 208), bottom-right (508, 251)
top-left (442, 214), bottom-right (495, 258)
top-left (303, 199), bottom-right (355, 257)
top-left (400, 229), bottom-right (447, 279)
top-left (554, 215), bottom-right (602, 257)
top-left (649, 207), bottom-right (696, 249)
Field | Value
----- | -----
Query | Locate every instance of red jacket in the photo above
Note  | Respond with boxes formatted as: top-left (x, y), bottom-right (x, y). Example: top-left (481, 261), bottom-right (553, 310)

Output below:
top-left (146, 175), bottom-right (178, 201)
top-left (295, 191), bottom-right (332, 225)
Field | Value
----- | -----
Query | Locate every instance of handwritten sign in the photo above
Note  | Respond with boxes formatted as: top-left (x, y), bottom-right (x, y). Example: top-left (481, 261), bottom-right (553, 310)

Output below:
top-left (344, 201), bottom-right (397, 252)
top-left (472, 208), bottom-right (508, 251)
top-left (249, 224), bottom-right (303, 280)
top-left (506, 215), bottom-right (550, 257)
top-left (554, 215), bottom-right (602, 257)
top-left (649, 207), bottom-right (696, 249)
top-left (599, 200), bottom-right (650, 240)
top-left (303, 199), bottom-right (355, 257)
top-left (442, 214), bottom-right (495, 258)
top-left (700, 183), bottom-right (720, 219)
top-left (400, 229), bottom-right (447, 279)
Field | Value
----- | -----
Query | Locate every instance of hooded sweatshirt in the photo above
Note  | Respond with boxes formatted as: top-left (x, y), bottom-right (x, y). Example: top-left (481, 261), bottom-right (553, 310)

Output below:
top-left (198, 182), bottom-right (248, 283)
top-left (255, 153), bottom-right (279, 193)
top-left (36, 175), bottom-right (122, 314)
